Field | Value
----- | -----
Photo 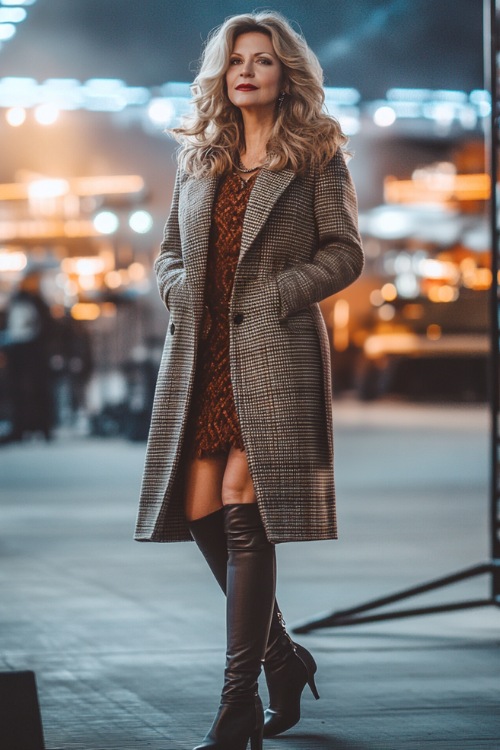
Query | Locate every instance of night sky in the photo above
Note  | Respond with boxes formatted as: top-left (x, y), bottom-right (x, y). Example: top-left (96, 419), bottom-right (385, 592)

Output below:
top-left (0, 0), bottom-right (484, 100)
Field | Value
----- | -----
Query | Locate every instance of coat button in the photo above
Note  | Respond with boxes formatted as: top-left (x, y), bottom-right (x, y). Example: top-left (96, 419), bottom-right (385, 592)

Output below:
top-left (170, 322), bottom-right (175, 334)
top-left (233, 313), bottom-right (244, 325)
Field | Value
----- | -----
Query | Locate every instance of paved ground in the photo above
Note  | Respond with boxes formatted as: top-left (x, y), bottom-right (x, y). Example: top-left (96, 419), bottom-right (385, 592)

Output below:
top-left (0, 401), bottom-right (499, 750)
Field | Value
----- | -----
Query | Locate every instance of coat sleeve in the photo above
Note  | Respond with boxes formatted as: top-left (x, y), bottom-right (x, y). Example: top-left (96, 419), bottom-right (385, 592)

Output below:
top-left (153, 167), bottom-right (186, 311)
top-left (275, 149), bottom-right (364, 319)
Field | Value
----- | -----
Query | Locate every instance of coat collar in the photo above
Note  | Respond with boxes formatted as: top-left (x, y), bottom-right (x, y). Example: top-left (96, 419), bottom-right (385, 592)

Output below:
top-left (183, 167), bottom-right (296, 252)
top-left (180, 167), bottom-right (296, 293)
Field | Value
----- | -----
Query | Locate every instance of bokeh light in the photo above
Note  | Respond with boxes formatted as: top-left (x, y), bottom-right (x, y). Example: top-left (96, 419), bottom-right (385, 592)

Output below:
top-left (373, 105), bottom-right (397, 127)
top-left (0, 8), bottom-right (27, 22)
top-left (0, 23), bottom-right (16, 40)
top-left (93, 211), bottom-right (119, 235)
top-left (6, 106), bottom-right (26, 126)
top-left (147, 98), bottom-right (175, 126)
top-left (129, 210), bottom-right (153, 234)
top-left (34, 103), bottom-right (60, 125)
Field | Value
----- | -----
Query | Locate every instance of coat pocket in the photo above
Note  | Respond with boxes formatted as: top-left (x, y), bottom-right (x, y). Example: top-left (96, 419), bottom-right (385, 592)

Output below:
top-left (165, 272), bottom-right (187, 311)
top-left (284, 305), bottom-right (315, 333)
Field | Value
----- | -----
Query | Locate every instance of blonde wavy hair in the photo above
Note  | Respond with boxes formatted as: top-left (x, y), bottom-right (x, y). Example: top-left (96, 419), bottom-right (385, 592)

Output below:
top-left (171, 11), bottom-right (348, 177)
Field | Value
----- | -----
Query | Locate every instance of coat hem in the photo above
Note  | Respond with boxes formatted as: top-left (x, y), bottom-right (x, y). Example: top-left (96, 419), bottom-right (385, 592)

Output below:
top-left (134, 532), bottom-right (338, 544)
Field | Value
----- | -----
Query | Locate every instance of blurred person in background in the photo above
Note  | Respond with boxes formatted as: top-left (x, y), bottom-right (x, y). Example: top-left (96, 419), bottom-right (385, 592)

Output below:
top-left (0, 272), bottom-right (55, 442)
top-left (135, 11), bottom-right (364, 750)
top-left (50, 310), bottom-right (93, 429)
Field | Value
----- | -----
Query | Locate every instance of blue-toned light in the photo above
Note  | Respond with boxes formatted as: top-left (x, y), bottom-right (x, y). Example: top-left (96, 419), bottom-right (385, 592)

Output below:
top-left (0, 8), bottom-right (26, 22)
top-left (324, 86), bottom-right (360, 106)
top-left (0, 22), bottom-right (16, 40)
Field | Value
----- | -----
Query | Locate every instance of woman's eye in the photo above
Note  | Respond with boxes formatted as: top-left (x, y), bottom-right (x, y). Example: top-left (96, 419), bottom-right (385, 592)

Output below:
top-left (230, 58), bottom-right (241, 65)
top-left (258, 58), bottom-right (272, 64)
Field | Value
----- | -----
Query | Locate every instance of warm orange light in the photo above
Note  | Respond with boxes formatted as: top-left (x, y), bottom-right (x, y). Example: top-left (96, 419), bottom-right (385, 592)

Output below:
top-left (72, 175), bottom-right (144, 196)
top-left (78, 275), bottom-right (96, 291)
top-left (128, 261), bottom-right (146, 281)
top-left (402, 304), bottom-right (424, 320)
top-left (0, 219), bottom-right (99, 241)
top-left (462, 266), bottom-right (492, 290)
top-left (385, 173), bottom-right (490, 204)
top-left (61, 257), bottom-right (107, 275)
top-left (105, 270), bottom-right (122, 289)
top-left (0, 175), bottom-right (145, 201)
top-left (427, 284), bottom-right (459, 303)
top-left (427, 324), bottom-right (442, 340)
top-left (364, 332), bottom-right (419, 358)
top-left (332, 299), bottom-right (350, 352)
top-left (71, 303), bottom-right (101, 320)
top-left (64, 220), bottom-right (100, 238)
top-left (0, 183), bottom-right (30, 201)
top-left (381, 283), bottom-right (397, 302)
top-left (472, 268), bottom-right (492, 290)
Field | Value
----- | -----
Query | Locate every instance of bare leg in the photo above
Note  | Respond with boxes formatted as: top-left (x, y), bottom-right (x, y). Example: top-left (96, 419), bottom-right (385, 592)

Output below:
top-left (184, 452), bottom-right (226, 522)
top-left (221, 445), bottom-right (257, 505)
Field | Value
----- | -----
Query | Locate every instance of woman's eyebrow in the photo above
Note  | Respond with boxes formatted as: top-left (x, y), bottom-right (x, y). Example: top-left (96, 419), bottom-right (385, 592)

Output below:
top-left (231, 51), bottom-right (275, 57)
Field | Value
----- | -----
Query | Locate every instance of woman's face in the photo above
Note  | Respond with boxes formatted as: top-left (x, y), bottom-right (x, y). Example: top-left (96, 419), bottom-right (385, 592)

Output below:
top-left (226, 31), bottom-right (283, 115)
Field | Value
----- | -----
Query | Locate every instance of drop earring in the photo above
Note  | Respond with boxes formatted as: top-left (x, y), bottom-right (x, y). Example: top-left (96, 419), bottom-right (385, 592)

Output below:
top-left (277, 91), bottom-right (286, 109)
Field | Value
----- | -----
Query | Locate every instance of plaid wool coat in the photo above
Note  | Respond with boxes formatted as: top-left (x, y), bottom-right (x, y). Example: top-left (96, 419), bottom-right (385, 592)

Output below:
top-left (135, 148), bottom-right (364, 544)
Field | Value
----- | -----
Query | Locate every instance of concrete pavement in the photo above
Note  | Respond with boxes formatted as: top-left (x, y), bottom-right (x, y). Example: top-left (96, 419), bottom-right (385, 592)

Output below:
top-left (0, 401), bottom-right (498, 750)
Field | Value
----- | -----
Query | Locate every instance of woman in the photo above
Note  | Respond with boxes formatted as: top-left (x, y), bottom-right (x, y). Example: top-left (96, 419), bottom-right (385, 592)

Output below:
top-left (135, 11), bottom-right (364, 750)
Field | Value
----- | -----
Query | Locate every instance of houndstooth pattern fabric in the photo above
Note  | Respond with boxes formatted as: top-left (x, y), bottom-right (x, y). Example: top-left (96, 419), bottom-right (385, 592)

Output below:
top-left (135, 149), bottom-right (364, 544)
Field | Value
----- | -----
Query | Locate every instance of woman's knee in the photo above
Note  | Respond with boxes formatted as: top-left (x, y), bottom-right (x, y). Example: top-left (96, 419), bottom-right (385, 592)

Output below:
top-left (221, 446), bottom-right (257, 505)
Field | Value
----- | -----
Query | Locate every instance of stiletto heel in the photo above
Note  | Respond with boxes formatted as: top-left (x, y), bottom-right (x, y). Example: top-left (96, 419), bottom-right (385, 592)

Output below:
top-left (308, 672), bottom-right (320, 700)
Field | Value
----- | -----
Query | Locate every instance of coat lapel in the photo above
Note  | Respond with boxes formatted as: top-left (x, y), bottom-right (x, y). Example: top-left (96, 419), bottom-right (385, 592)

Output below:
top-left (181, 168), bottom-right (296, 289)
top-left (239, 167), bottom-right (296, 262)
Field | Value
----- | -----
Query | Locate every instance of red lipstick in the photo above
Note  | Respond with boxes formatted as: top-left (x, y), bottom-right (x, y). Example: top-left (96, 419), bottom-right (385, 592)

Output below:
top-left (236, 84), bottom-right (258, 91)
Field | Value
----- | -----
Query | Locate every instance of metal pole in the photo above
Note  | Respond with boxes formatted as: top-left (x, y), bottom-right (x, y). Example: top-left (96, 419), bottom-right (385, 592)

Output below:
top-left (485, 0), bottom-right (500, 604)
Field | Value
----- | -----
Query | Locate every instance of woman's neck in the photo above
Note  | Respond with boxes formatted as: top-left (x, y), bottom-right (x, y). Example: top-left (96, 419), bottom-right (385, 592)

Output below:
top-left (240, 109), bottom-right (274, 163)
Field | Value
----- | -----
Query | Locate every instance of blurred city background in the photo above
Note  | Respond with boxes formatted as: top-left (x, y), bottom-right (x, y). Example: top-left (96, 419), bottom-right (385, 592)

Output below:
top-left (0, 0), bottom-right (490, 443)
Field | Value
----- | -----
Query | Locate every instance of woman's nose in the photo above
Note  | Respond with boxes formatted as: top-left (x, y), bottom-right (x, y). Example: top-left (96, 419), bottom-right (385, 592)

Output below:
top-left (240, 63), bottom-right (254, 77)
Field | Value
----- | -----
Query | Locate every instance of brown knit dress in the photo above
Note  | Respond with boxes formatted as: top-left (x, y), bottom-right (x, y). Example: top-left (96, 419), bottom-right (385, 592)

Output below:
top-left (184, 168), bottom-right (259, 459)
